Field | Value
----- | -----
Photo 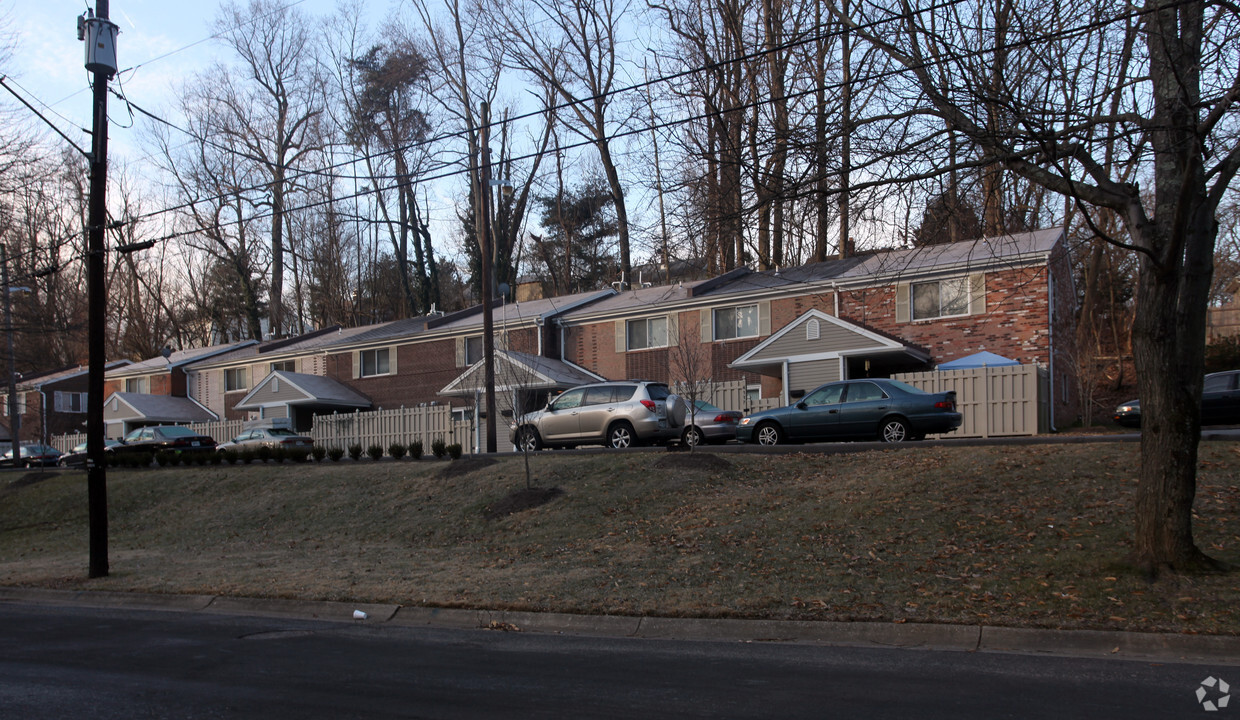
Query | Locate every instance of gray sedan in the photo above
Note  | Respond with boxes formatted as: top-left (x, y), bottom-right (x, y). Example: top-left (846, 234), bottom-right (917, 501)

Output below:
top-left (680, 400), bottom-right (742, 446)
top-left (218, 427), bottom-right (314, 453)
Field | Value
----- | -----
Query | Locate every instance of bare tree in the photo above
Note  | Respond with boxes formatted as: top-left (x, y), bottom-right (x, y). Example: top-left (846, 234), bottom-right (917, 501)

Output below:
top-left (842, 0), bottom-right (1240, 573)
top-left (213, 0), bottom-right (327, 337)
top-left (484, 0), bottom-right (637, 283)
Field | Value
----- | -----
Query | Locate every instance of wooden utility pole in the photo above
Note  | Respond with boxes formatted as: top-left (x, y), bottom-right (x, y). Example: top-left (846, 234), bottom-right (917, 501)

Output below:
top-left (477, 103), bottom-right (498, 453)
top-left (83, 1), bottom-right (117, 578)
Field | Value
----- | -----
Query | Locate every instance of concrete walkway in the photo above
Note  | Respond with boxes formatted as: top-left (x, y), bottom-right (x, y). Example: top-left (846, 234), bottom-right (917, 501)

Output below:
top-left (2, 586), bottom-right (1237, 666)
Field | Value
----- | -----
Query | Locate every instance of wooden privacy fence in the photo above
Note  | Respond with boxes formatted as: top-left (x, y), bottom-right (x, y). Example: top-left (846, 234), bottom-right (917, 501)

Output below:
top-left (674, 380), bottom-right (782, 415)
top-left (894, 364), bottom-right (1048, 438)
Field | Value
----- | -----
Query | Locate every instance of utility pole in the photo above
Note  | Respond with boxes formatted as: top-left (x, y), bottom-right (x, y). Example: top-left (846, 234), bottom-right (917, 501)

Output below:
top-left (1, 244), bottom-right (20, 466)
top-left (477, 102), bottom-right (498, 453)
top-left (81, 1), bottom-right (118, 578)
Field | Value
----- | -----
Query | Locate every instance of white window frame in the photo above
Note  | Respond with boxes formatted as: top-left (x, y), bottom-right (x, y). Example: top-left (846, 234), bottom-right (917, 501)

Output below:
top-left (713, 304), bottom-right (760, 341)
top-left (626, 316), bottom-right (669, 351)
top-left (270, 360), bottom-right (296, 373)
top-left (1, 393), bottom-right (26, 416)
top-left (464, 336), bottom-right (484, 365)
top-left (911, 277), bottom-right (970, 321)
top-left (125, 377), bottom-right (148, 394)
top-left (359, 348), bottom-right (391, 377)
top-left (224, 367), bottom-right (248, 392)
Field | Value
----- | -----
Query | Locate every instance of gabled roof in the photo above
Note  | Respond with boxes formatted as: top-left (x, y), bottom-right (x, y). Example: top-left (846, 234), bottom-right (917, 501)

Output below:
top-left (14, 360), bottom-right (131, 390)
top-left (705, 228), bottom-right (1064, 297)
top-left (730, 309), bottom-right (929, 370)
top-left (232, 371), bottom-right (372, 411)
top-left (439, 350), bottom-right (604, 397)
top-left (104, 392), bottom-right (218, 423)
top-left (108, 340), bottom-right (258, 378)
top-left (431, 289), bottom-right (616, 332)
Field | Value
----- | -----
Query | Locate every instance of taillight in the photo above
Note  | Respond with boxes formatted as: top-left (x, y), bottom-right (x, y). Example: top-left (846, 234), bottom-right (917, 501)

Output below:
top-left (934, 401), bottom-right (955, 410)
top-left (640, 400), bottom-right (657, 412)
top-left (714, 414), bottom-right (735, 423)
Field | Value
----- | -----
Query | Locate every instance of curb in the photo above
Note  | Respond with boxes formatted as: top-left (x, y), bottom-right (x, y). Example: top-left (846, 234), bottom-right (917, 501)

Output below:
top-left (2, 587), bottom-right (1238, 665)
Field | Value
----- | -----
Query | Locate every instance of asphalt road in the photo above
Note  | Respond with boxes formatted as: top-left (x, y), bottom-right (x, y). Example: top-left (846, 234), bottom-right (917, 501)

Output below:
top-left (0, 602), bottom-right (1230, 719)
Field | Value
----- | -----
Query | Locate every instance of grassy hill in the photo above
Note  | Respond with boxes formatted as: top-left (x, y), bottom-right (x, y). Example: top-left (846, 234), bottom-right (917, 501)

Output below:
top-left (1, 442), bottom-right (1238, 634)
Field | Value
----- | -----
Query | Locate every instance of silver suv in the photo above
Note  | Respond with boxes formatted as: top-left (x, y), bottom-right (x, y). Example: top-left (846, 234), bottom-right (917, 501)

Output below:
top-left (511, 381), bottom-right (687, 450)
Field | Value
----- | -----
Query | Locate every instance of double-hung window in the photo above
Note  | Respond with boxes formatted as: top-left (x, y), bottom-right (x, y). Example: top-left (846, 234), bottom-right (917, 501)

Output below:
top-left (125, 377), bottom-right (147, 394)
top-left (360, 348), bottom-right (390, 377)
top-left (626, 317), bottom-right (668, 350)
top-left (713, 304), bottom-right (759, 341)
top-left (224, 367), bottom-right (248, 392)
top-left (464, 336), bottom-right (484, 365)
top-left (911, 277), bottom-right (970, 320)
top-left (270, 360), bottom-right (295, 373)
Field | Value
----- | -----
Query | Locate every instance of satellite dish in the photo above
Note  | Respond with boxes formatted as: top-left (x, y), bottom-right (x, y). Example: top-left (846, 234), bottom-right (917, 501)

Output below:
top-left (498, 282), bottom-right (510, 299)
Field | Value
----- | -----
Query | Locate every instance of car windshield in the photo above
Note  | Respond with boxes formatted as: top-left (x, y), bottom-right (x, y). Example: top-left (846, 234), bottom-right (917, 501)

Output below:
top-left (694, 400), bottom-right (723, 413)
top-left (268, 428), bottom-right (298, 437)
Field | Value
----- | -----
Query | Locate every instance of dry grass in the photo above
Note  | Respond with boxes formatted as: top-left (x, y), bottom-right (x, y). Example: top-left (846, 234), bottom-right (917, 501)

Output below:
top-left (1, 442), bottom-right (1238, 634)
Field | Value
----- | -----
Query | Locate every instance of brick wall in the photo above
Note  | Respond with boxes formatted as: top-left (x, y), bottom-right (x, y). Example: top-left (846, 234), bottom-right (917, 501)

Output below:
top-left (834, 266), bottom-right (1055, 366)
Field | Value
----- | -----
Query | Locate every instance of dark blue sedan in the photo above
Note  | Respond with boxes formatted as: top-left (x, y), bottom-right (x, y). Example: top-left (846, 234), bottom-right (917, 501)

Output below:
top-left (737, 378), bottom-right (962, 445)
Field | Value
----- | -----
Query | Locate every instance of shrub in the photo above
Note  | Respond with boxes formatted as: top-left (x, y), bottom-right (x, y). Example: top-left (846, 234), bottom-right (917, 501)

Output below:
top-left (311, 445), bottom-right (326, 462)
top-left (192, 452), bottom-right (209, 466)
top-left (257, 445), bottom-right (274, 463)
top-left (431, 439), bottom-right (447, 459)
top-left (239, 449), bottom-right (256, 465)
top-left (388, 442), bottom-right (407, 460)
top-left (408, 440), bottom-right (423, 460)
top-left (223, 449), bottom-right (239, 465)
top-left (209, 451), bottom-right (223, 465)
top-left (328, 447), bottom-right (345, 462)
top-left (348, 444), bottom-right (363, 461)
top-left (447, 443), bottom-right (463, 460)
top-left (135, 452), bottom-right (153, 469)
top-left (366, 444), bottom-right (385, 461)
top-left (286, 448), bottom-right (310, 463)
top-left (154, 451), bottom-right (171, 467)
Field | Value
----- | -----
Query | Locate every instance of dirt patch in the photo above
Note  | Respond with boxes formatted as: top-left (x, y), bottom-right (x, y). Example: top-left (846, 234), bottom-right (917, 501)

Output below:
top-left (483, 486), bottom-right (564, 520)
top-left (653, 452), bottom-right (733, 473)
top-left (3, 472), bottom-right (58, 491)
top-left (437, 457), bottom-right (497, 479)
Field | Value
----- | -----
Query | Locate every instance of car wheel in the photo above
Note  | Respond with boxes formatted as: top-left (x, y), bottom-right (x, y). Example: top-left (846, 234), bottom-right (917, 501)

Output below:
top-left (755, 422), bottom-right (784, 446)
top-left (880, 417), bottom-right (911, 443)
top-left (682, 425), bottom-right (704, 447)
top-left (516, 426), bottom-right (542, 452)
top-left (607, 422), bottom-right (636, 449)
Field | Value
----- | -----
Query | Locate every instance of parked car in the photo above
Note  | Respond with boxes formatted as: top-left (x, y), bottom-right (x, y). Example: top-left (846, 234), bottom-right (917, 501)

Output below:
top-left (57, 439), bottom-right (125, 468)
top-left (113, 425), bottom-right (217, 455)
top-left (218, 427), bottom-right (314, 453)
top-left (0, 443), bottom-right (63, 468)
top-left (1113, 369), bottom-right (1240, 428)
top-left (511, 380), bottom-right (687, 450)
top-left (737, 378), bottom-right (962, 445)
top-left (680, 400), bottom-right (742, 446)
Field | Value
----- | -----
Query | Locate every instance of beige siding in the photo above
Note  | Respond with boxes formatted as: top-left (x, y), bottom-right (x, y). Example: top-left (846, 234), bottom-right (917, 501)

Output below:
top-left (256, 377), bottom-right (312, 404)
top-left (750, 318), bottom-right (884, 363)
top-left (788, 361), bottom-right (840, 396)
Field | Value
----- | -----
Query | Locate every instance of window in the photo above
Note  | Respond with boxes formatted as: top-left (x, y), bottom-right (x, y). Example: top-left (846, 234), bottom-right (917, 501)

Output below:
top-left (912, 277), bottom-right (970, 320)
top-left (125, 377), bottom-right (147, 394)
top-left (626, 317), bottom-right (668, 350)
top-left (224, 367), bottom-right (248, 392)
top-left (270, 360), bottom-right (296, 373)
top-left (55, 391), bottom-right (86, 413)
top-left (843, 382), bottom-right (886, 403)
top-left (803, 384), bottom-right (844, 406)
top-left (465, 336), bottom-right (484, 365)
top-left (360, 348), bottom-right (390, 377)
top-left (713, 304), bottom-right (759, 340)
top-left (550, 388), bottom-right (585, 411)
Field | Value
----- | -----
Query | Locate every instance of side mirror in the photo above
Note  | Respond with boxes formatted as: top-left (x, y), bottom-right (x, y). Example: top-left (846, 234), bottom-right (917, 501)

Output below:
top-left (796, 402), bottom-right (808, 410)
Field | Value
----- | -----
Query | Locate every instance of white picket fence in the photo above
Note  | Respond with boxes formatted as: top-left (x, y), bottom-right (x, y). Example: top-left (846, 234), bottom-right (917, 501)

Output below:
top-left (53, 407), bottom-right (481, 454)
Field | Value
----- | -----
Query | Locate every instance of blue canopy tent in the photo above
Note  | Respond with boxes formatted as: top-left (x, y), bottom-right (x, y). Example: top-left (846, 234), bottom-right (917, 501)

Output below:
top-left (936, 351), bottom-right (1020, 370)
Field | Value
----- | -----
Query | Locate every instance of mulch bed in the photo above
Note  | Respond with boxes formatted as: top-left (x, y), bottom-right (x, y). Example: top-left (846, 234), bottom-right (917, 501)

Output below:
top-left (483, 486), bottom-right (564, 520)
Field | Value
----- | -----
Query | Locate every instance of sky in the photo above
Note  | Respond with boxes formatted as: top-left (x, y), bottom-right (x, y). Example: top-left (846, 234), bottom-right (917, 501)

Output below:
top-left (6, 0), bottom-right (351, 162)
